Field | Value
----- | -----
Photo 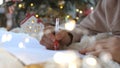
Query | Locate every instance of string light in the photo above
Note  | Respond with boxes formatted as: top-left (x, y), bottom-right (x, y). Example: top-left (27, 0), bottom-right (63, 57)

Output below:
top-left (35, 14), bottom-right (39, 18)
top-left (31, 20), bottom-right (35, 23)
top-left (90, 7), bottom-right (94, 10)
top-left (79, 10), bottom-right (83, 14)
top-left (18, 4), bottom-right (23, 8)
top-left (30, 3), bottom-right (34, 7)
top-left (76, 9), bottom-right (79, 12)
top-left (60, 5), bottom-right (64, 9)
top-left (66, 15), bottom-right (70, 19)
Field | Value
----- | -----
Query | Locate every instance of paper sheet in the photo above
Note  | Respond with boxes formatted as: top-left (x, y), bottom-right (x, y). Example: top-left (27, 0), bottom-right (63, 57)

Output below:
top-left (0, 30), bottom-right (84, 65)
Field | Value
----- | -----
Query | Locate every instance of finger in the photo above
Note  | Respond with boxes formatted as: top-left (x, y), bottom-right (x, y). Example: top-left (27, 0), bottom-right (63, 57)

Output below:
top-left (79, 47), bottom-right (95, 54)
top-left (41, 39), bottom-right (54, 50)
top-left (79, 49), bottom-right (88, 55)
top-left (87, 49), bottom-right (109, 56)
top-left (55, 30), bottom-right (68, 40)
top-left (43, 36), bottom-right (54, 46)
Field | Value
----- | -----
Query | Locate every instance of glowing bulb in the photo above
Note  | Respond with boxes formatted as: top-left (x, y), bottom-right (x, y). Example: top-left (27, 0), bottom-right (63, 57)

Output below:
top-left (30, 3), bottom-right (34, 7)
top-left (65, 20), bottom-right (76, 31)
top-left (18, 4), bottom-right (23, 8)
top-left (60, 5), bottom-right (63, 9)
top-left (66, 15), bottom-right (70, 19)
top-left (31, 20), bottom-right (34, 23)
top-left (79, 10), bottom-right (83, 14)
top-left (90, 7), bottom-right (94, 10)
top-left (86, 57), bottom-right (97, 66)
top-left (18, 42), bottom-right (25, 48)
top-left (76, 9), bottom-right (79, 12)
top-left (35, 14), bottom-right (39, 18)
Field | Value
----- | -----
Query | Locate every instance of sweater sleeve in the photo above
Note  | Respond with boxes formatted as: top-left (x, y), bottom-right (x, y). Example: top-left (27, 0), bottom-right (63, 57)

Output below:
top-left (71, 0), bottom-right (107, 43)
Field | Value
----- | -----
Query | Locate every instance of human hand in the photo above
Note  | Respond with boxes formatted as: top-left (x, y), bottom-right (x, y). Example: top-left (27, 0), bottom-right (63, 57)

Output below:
top-left (40, 26), bottom-right (72, 50)
top-left (80, 36), bottom-right (120, 63)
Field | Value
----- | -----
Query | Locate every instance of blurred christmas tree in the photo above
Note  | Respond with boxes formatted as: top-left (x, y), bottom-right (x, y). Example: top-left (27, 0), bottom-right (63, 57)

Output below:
top-left (4, 0), bottom-right (98, 27)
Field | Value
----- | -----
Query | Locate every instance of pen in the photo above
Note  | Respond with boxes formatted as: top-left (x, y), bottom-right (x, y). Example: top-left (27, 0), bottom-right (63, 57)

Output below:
top-left (53, 18), bottom-right (60, 50)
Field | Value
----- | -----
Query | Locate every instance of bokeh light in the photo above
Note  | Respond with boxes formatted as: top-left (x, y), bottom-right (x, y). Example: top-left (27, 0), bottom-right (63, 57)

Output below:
top-left (0, 0), bottom-right (3, 5)
top-left (18, 42), bottom-right (25, 48)
top-left (1, 34), bottom-right (12, 43)
top-left (53, 51), bottom-right (77, 64)
top-left (85, 57), bottom-right (97, 66)
top-left (24, 37), bottom-right (30, 43)
top-left (65, 19), bottom-right (76, 31)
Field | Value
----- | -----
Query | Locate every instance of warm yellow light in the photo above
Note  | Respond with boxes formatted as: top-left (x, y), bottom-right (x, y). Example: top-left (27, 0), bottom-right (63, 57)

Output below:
top-left (90, 7), bottom-right (94, 10)
top-left (30, 3), bottom-right (34, 7)
top-left (60, 5), bottom-right (63, 9)
top-left (66, 15), bottom-right (70, 19)
top-left (35, 14), bottom-right (39, 18)
top-left (18, 4), bottom-right (23, 8)
top-left (76, 9), bottom-right (79, 12)
top-left (79, 10), bottom-right (83, 14)
top-left (31, 20), bottom-right (34, 23)
top-left (65, 20), bottom-right (76, 31)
